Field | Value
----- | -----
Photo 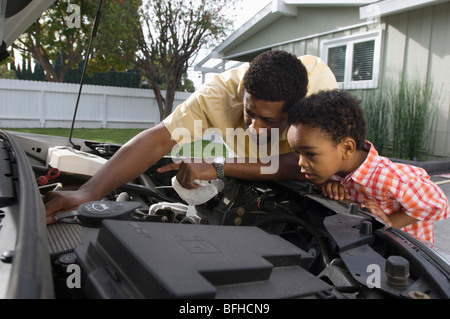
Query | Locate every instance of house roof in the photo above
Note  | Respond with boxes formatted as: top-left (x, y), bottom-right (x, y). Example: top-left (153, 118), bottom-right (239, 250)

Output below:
top-left (194, 0), bottom-right (377, 74)
top-left (360, 0), bottom-right (449, 19)
top-left (194, 0), bottom-right (448, 76)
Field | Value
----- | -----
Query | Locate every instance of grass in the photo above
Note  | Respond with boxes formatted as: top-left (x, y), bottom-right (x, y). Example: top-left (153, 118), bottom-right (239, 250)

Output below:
top-left (2, 128), bottom-right (144, 145)
top-left (352, 78), bottom-right (438, 161)
top-left (354, 88), bottom-right (391, 156)
top-left (2, 127), bottom-right (228, 158)
top-left (391, 79), bottom-right (436, 160)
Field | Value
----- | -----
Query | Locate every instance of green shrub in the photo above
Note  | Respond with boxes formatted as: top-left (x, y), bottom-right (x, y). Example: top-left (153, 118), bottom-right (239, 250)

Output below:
top-left (352, 78), bottom-right (438, 161)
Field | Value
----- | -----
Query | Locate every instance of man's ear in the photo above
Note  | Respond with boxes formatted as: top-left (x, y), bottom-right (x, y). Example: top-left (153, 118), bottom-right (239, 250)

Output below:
top-left (340, 137), bottom-right (356, 160)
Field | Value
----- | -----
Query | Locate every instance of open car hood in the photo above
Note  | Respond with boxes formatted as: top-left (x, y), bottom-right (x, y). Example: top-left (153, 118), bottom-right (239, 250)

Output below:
top-left (0, 0), bottom-right (56, 61)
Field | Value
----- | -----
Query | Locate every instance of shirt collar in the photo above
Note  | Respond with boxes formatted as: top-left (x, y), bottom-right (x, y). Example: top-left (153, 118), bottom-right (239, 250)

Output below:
top-left (342, 141), bottom-right (379, 185)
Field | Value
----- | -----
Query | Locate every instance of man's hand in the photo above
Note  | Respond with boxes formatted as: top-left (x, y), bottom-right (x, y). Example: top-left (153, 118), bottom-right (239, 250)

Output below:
top-left (44, 189), bottom-right (95, 224)
top-left (157, 159), bottom-right (218, 189)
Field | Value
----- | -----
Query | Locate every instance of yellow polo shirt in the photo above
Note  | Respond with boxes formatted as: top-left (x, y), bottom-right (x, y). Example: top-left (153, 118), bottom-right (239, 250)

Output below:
top-left (163, 55), bottom-right (338, 159)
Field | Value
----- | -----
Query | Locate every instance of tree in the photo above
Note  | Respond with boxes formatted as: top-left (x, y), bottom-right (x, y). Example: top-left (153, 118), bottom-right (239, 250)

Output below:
top-left (0, 64), bottom-right (17, 79)
top-left (87, 0), bottom-right (142, 75)
top-left (65, 59), bottom-right (142, 88)
top-left (133, 0), bottom-right (235, 120)
top-left (12, 0), bottom-right (140, 82)
top-left (13, 58), bottom-right (46, 81)
top-left (0, 49), bottom-right (17, 79)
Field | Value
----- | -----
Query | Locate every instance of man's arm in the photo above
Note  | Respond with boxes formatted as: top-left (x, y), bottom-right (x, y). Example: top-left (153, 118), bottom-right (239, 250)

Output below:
top-left (80, 122), bottom-right (176, 198)
top-left (158, 152), bottom-right (305, 189)
top-left (44, 123), bottom-right (177, 221)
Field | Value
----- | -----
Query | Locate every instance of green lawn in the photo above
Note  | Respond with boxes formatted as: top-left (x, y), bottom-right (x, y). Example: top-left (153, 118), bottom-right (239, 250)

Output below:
top-left (2, 128), bottom-right (144, 145)
top-left (2, 127), bottom-right (228, 157)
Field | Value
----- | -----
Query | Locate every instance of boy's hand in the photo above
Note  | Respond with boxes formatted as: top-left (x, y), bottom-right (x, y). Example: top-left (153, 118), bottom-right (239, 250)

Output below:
top-left (321, 181), bottom-right (351, 201)
top-left (361, 200), bottom-right (393, 226)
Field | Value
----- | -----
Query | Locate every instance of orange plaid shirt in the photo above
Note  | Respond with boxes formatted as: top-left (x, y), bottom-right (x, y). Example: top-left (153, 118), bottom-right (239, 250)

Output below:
top-left (332, 142), bottom-right (449, 243)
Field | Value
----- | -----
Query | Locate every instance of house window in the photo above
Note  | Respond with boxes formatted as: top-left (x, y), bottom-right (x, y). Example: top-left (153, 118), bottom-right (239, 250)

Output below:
top-left (321, 30), bottom-right (381, 89)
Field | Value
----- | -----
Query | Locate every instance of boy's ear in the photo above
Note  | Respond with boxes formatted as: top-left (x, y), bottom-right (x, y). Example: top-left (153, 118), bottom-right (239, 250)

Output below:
top-left (340, 137), bottom-right (357, 159)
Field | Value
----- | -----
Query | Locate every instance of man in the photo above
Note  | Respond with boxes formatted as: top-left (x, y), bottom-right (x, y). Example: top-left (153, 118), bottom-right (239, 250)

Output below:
top-left (44, 50), bottom-right (337, 223)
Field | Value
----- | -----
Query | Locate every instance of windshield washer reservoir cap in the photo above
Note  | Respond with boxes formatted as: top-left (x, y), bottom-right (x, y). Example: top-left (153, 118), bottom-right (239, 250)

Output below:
top-left (77, 201), bottom-right (142, 227)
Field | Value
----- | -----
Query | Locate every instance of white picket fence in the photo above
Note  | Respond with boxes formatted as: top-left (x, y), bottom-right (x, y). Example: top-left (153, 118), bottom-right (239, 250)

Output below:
top-left (0, 79), bottom-right (192, 129)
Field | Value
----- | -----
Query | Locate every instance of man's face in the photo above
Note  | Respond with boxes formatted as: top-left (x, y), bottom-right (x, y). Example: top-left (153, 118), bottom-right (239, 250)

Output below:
top-left (243, 91), bottom-right (288, 143)
top-left (287, 123), bottom-right (345, 184)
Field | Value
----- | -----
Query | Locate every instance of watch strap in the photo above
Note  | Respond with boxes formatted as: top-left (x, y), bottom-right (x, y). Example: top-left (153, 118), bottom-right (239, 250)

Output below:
top-left (213, 161), bottom-right (225, 180)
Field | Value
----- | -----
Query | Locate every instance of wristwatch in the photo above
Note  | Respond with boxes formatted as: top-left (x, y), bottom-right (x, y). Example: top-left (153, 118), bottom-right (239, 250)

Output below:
top-left (212, 156), bottom-right (226, 180)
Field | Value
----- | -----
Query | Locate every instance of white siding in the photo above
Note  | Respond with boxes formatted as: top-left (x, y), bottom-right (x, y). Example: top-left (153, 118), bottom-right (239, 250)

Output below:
top-left (271, 2), bottom-right (450, 157)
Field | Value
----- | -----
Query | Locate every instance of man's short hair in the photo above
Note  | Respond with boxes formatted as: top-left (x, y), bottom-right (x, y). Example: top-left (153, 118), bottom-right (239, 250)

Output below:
top-left (243, 50), bottom-right (308, 112)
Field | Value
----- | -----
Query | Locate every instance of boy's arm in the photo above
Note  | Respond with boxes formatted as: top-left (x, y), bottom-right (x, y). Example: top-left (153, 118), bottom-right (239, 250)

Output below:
top-left (388, 210), bottom-right (420, 228)
top-left (361, 200), bottom-right (419, 228)
top-left (320, 186), bottom-right (420, 228)
top-left (321, 180), bottom-right (351, 201)
top-left (398, 174), bottom-right (450, 224)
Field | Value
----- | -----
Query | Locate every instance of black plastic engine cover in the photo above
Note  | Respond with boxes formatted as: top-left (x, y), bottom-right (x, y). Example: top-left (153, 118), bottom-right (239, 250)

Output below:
top-left (75, 220), bottom-right (339, 299)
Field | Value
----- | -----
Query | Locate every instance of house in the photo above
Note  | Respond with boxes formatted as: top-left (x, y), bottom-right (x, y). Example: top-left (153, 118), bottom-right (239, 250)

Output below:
top-left (195, 0), bottom-right (450, 158)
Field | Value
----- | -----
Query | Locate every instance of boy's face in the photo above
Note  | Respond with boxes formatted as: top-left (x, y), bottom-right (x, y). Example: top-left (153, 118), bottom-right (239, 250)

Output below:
top-left (243, 91), bottom-right (288, 143)
top-left (287, 123), bottom-right (345, 184)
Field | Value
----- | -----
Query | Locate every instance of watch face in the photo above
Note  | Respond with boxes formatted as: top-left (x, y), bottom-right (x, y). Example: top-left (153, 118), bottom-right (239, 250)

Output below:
top-left (213, 156), bottom-right (226, 164)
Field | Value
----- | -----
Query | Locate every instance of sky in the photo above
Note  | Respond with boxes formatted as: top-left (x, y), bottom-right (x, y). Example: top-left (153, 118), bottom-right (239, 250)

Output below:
top-left (232, 0), bottom-right (272, 29)
top-left (11, 0), bottom-right (272, 88)
top-left (188, 0), bottom-right (272, 88)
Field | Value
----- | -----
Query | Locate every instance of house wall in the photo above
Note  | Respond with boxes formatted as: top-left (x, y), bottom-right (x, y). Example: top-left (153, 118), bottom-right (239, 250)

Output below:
top-left (381, 3), bottom-right (450, 157)
top-left (224, 6), bottom-right (363, 58)
top-left (268, 3), bottom-right (450, 157)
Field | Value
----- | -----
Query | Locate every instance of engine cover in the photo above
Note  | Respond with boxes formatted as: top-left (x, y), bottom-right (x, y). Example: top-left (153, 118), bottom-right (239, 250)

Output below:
top-left (74, 220), bottom-right (342, 299)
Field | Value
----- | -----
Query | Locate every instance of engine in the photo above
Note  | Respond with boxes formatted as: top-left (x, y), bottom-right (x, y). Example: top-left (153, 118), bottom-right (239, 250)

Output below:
top-left (32, 154), bottom-right (450, 300)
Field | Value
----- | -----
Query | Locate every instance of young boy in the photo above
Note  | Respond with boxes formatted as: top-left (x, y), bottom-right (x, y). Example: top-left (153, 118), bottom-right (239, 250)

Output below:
top-left (287, 89), bottom-right (449, 243)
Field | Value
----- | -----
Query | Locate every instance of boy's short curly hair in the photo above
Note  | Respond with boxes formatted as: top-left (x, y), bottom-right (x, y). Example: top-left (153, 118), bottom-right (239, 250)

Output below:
top-left (243, 50), bottom-right (308, 112)
top-left (288, 89), bottom-right (367, 150)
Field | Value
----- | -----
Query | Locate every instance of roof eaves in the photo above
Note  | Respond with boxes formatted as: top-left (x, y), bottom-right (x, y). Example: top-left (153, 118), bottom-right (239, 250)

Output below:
top-left (360, 0), bottom-right (449, 19)
top-left (193, 0), bottom-right (381, 75)
top-left (198, 0), bottom-right (378, 65)
top-left (194, 0), bottom-right (297, 73)
top-left (214, 1), bottom-right (297, 56)
top-left (284, 0), bottom-right (378, 6)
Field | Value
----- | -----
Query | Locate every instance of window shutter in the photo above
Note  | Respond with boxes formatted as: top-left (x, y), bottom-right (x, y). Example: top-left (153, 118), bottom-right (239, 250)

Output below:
top-left (352, 40), bottom-right (375, 81)
top-left (328, 45), bottom-right (346, 83)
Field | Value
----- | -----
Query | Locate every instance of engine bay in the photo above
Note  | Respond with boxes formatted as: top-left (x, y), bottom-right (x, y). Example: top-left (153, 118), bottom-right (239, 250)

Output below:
top-left (45, 156), bottom-right (449, 299)
top-left (2, 131), bottom-right (450, 299)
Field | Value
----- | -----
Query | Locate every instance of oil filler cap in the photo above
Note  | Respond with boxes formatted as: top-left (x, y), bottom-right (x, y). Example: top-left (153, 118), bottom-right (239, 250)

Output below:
top-left (77, 201), bottom-right (142, 227)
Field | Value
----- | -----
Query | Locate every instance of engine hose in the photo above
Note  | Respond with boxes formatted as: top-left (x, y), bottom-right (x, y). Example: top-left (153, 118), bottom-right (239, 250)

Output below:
top-left (255, 215), bottom-right (331, 267)
top-left (118, 181), bottom-right (176, 203)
